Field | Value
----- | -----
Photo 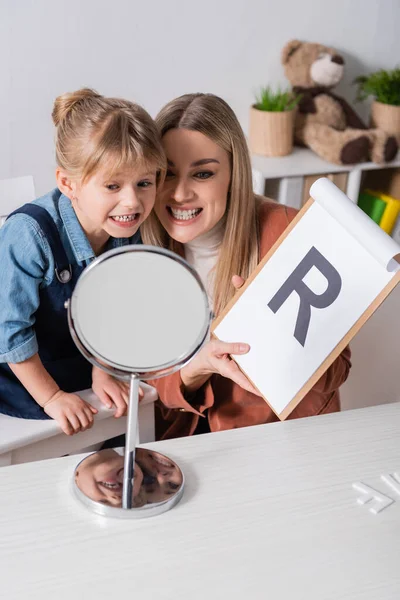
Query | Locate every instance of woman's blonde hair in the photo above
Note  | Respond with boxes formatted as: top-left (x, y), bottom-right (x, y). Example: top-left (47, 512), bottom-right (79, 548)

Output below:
top-left (52, 87), bottom-right (166, 183)
top-left (141, 93), bottom-right (260, 316)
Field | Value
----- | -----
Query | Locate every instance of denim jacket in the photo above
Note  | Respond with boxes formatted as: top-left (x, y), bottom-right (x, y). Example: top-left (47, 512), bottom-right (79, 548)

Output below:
top-left (0, 188), bottom-right (140, 363)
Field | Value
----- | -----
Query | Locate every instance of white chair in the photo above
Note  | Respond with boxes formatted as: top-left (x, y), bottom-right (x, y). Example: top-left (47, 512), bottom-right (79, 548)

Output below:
top-left (252, 168), bottom-right (265, 195)
top-left (0, 175), bottom-right (36, 226)
top-left (0, 384), bottom-right (157, 466)
top-left (0, 176), bottom-right (158, 464)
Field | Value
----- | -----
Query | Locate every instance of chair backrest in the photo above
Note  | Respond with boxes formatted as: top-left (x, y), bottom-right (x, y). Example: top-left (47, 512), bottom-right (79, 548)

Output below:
top-left (252, 168), bottom-right (264, 196)
top-left (0, 176), bottom-right (35, 227)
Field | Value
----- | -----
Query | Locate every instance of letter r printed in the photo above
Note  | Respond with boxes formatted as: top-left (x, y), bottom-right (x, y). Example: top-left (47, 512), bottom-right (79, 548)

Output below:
top-left (268, 247), bottom-right (342, 346)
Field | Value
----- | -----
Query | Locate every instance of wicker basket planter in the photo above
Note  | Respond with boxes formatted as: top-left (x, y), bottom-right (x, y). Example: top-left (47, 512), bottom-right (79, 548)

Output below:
top-left (249, 106), bottom-right (295, 157)
top-left (370, 100), bottom-right (400, 143)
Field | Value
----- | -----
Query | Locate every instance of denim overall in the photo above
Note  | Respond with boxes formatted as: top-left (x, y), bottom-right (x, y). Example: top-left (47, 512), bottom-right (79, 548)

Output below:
top-left (0, 202), bottom-right (92, 419)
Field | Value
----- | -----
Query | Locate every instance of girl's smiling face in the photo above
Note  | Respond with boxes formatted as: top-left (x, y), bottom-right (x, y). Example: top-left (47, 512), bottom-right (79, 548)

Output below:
top-left (155, 129), bottom-right (231, 244)
top-left (57, 162), bottom-right (158, 251)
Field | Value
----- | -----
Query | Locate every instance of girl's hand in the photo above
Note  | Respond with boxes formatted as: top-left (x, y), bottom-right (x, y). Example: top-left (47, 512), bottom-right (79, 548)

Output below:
top-left (92, 367), bottom-right (143, 418)
top-left (181, 339), bottom-right (261, 396)
top-left (43, 390), bottom-right (98, 435)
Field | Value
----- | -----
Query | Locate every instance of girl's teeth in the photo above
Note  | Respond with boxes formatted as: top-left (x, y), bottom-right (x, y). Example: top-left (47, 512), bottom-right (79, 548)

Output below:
top-left (112, 214), bottom-right (136, 222)
top-left (170, 208), bottom-right (201, 221)
top-left (101, 482), bottom-right (121, 489)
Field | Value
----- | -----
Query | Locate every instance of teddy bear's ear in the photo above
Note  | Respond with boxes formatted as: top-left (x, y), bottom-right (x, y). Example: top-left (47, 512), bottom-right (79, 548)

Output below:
top-left (281, 39), bottom-right (302, 64)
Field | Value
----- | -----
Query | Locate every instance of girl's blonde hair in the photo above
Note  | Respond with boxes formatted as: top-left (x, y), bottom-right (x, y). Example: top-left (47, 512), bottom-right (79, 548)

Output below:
top-left (141, 93), bottom-right (260, 316)
top-left (52, 87), bottom-right (166, 182)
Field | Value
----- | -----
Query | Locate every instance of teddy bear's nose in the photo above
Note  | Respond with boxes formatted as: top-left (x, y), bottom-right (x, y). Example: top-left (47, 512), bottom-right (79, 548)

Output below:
top-left (331, 54), bottom-right (344, 65)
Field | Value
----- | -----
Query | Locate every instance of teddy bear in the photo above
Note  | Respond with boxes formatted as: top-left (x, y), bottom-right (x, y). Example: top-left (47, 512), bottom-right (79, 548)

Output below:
top-left (281, 39), bottom-right (398, 165)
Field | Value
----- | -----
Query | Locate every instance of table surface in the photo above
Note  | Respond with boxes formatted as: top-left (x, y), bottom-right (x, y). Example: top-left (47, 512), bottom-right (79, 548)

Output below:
top-left (1, 403), bottom-right (400, 600)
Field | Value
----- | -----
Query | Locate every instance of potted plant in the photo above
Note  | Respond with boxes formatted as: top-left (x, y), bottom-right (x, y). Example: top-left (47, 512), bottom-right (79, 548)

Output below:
top-left (249, 86), bottom-right (300, 157)
top-left (354, 68), bottom-right (400, 142)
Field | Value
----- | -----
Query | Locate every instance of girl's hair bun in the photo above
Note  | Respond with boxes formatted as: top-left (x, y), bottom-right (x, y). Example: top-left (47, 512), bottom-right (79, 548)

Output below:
top-left (52, 88), bottom-right (102, 126)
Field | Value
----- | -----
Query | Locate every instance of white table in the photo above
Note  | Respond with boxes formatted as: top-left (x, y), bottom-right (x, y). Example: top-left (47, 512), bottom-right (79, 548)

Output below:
top-left (1, 403), bottom-right (400, 599)
top-left (0, 386), bottom-right (157, 466)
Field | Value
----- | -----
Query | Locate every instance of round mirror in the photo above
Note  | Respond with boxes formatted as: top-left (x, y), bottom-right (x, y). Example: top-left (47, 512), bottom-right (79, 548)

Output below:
top-left (67, 245), bottom-right (211, 518)
top-left (68, 246), bottom-right (210, 379)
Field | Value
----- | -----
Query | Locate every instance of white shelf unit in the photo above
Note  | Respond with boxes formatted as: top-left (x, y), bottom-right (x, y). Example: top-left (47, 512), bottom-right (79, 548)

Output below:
top-left (251, 147), bottom-right (400, 206)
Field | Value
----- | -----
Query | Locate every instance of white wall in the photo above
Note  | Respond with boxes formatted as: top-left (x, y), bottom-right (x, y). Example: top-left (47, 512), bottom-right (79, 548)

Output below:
top-left (1, 0), bottom-right (399, 195)
top-left (1, 0), bottom-right (400, 412)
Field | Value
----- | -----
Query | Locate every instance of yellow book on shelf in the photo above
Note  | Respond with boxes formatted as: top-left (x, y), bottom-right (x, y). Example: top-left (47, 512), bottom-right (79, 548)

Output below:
top-left (366, 190), bottom-right (400, 235)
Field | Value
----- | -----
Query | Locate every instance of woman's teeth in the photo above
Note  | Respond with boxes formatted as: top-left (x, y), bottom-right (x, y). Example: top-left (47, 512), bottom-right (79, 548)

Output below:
top-left (111, 214), bottom-right (137, 222)
top-left (170, 208), bottom-right (201, 221)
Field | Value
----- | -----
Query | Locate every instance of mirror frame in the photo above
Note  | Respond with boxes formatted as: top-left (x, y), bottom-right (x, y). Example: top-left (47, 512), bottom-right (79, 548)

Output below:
top-left (66, 245), bottom-right (211, 381)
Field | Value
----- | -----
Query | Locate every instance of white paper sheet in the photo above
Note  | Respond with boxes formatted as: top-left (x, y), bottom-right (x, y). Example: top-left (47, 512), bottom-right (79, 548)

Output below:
top-left (311, 178), bottom-right (400, 272)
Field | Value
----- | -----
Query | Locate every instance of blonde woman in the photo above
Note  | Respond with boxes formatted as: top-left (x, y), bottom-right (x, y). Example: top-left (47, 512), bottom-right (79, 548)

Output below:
top-left (142, 93), bottom-right (351, 438)
top-left (0, 88), bottom-right (165, 435)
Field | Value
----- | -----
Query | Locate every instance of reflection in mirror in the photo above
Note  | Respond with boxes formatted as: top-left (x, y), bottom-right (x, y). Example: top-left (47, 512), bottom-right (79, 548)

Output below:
top-left (75, 449), bottom-right (183, 509)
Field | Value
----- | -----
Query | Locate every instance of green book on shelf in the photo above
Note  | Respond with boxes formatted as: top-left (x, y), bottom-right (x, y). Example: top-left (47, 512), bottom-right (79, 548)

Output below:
top-left (357, 191), bottom-right (387, 225)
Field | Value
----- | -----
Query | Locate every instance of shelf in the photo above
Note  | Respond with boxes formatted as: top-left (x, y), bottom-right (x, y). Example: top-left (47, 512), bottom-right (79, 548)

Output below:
top-left (251, 147), bottom-right (400, 207)
top-left (251, 147), bottom-right (400, 180)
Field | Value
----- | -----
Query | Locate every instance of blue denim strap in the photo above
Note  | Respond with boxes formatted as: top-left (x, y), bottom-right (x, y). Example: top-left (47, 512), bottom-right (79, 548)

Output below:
top-left (7, 204), bottom-right (72, 283)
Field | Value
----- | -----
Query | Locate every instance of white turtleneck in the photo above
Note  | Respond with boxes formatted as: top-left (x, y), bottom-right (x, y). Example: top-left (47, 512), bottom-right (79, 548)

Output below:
top-left (183, 219), bottom-right (225, 310)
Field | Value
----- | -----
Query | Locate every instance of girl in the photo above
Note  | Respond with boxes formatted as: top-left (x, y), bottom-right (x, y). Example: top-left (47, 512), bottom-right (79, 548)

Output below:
top-left (141, 93), bottom-right (351, 438)
top-left (0, 88), bottom-right (165, 436)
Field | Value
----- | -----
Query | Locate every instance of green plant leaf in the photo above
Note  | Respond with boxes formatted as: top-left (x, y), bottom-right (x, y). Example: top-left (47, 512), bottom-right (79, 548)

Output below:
top-left (353, 68), bottom-right (400, 106)
top-left (254, 85), bottom-right (301, 112)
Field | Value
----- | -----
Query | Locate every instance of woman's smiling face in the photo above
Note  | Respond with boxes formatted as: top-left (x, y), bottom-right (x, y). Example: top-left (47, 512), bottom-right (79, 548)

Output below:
top-left (155, 129), bottom-right (231, 244)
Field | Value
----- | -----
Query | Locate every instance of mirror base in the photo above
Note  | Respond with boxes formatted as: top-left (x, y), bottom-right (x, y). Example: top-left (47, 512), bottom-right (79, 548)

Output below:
top-left (72, 448), bottom-right (184, 519)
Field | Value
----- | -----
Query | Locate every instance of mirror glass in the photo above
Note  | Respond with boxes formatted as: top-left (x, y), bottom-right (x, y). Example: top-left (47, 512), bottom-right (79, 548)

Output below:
top-left (70, 247), bottom-right (210, 376)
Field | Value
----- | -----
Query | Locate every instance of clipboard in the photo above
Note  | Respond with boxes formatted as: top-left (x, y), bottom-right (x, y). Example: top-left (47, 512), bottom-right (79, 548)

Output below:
top-left (212, 178), bottom-right (400, 420)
